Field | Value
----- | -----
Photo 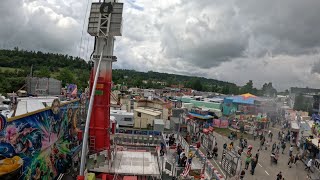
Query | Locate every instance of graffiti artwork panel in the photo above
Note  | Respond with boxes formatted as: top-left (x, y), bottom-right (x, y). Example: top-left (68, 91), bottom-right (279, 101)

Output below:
top-left (0, 100), bottom-right (83, 180)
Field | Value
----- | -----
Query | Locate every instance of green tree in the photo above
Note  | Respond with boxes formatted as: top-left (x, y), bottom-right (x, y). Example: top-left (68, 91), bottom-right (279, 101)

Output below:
top-left (132, 78), bottom-right (143, 88)
top-left (36, 67), bottom-right (51, 78)
top-left (221, 85), bottom-right (230, 94)
top-left (58, 68), bottom-right (75, 87)
top-left (192, 79), bottom-right (203, 91)
top-left (229, 84), bottom-right (239, 95)
top-left (240, 80), bottom-right (254, 94)
top-left (261, 82), bottom-right (277, 97)
top-left (285, 89), bottom-right (289, 95)
top-left (76, 70), bottom-right (90, 89)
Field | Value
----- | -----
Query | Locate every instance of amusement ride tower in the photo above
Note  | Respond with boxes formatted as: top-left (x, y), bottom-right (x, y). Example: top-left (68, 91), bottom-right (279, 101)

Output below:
top-left (78, 1), bottom-right (123, 179)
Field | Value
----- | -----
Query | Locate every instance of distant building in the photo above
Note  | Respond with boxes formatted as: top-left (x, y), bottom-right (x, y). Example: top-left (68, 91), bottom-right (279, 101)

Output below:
top-left (133, 99), bottom-right (169, 128)
top-left (170, 84), bottom-right (184, 89)
top-left (290, 87), bottom-right (320, 95)
top-left (128, 88), bottom-right (141, 95)
top-left (289, 87), bottom-right (320, 109)
top-left (134, 108), bottom-right (162, 128)
top-left (313, 95), bottom-right (320, 113)
top-left (26, 77), bottom-right (61, 96)
top-left (143, 89), bottom-right (155, 99)
top-left (156, 81), bottom-right (166, 86)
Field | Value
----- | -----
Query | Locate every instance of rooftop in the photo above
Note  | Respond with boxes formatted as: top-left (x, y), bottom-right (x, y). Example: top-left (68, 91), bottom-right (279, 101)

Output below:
top-left (134, 108), bottom-right (162, 116)
top-left (110, 110), bottom-right (134, 116)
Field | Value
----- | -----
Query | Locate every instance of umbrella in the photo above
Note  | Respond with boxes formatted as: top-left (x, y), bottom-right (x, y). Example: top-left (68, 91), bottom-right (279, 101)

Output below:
top-left (248, 145), bottom-right (253, 149)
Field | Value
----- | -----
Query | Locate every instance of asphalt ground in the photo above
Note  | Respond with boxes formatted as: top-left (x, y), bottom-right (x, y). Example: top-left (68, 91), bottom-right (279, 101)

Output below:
top-left (200, 125), bottom-right (319, 180)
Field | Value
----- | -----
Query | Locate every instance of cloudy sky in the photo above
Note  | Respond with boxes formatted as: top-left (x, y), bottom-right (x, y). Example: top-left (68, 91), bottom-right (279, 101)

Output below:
top-left (2, 0), bottom-right (320, 90)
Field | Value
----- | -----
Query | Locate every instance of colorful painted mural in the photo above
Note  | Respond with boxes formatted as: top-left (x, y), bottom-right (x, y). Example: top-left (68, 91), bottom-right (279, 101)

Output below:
top-left (0, 99), bottom-right (84, 180)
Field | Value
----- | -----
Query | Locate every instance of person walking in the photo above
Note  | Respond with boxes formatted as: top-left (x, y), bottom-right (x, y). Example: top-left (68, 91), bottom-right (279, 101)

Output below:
top-left (297, 141), bottom-right (301, 152)
top-left (260, 138), bottom-right (265, 150)
top-left (265, 140), bottom-right (269, 150)
top-left (160, 142), bottom-right (166, 156)
top-left (281, 142), bottom-right (286, 154)
top-left (240, 169), bottom-right (246, 180)
top-left (165, 134), bottom-right (169, 146)
top-left (276, 142), bottom-right (280, 153)
top-left (259, 132), bottom-right (263, 141)
top-left (238, 148), bottom-right (243, 156)
top-left (245, 155), bottom-right (251, 170)
top-left (305, 159), bottom-right (313, 173)
top-left (255, 150), bottom-right (260, 163)
top-left (272, 142), bottom-right (276, 153)
top-left (223, 143), bottom-right (227, 150)
top-left (277, 172), bottom-right (283, 180)
top-left (228, 142), bottom-right (234, 151)
top-left (250, 157), bottom-right (257, 175)
top-left (213, 144), bottom-right (218, 155)
top-left (270, 132), bottom-right (273, 142)
top-left (289, 145), bottom-right (293, 156)
top-left (288, 154), bottom-right (294, 168)
top-left (253, 130), bottom-right (257, 141)
top-left (294, 153), bottom-right (300, 165)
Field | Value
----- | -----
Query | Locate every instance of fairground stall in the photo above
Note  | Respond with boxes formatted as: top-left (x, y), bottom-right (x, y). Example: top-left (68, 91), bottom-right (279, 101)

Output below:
top-left (228, 115), bottom-right (254, 133)
top-left (187, 108), bottom-right (215, 132)
top-left (222, 93), bottom-right (260, 116)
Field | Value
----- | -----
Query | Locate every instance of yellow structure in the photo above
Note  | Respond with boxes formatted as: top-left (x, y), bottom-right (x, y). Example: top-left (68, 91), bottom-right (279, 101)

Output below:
top-left (134, 108), bottom-right (162, 128)
top-left (87, 173), bottom-right (96, 180)
top-left (133, 99), bottom-right (170, 128)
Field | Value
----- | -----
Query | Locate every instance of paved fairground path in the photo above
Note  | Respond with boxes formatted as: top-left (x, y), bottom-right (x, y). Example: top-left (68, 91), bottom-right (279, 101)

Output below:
top-left (196, 124), bottom-right (320, 180)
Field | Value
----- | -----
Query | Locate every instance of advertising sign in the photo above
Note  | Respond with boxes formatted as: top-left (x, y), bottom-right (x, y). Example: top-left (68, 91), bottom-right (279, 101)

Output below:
top-left (213, 119), bottom-right (220, 128)
top-left (220, 120), bottom-right (229, 128)
top-left (212, 119), bottom-right (229, 128)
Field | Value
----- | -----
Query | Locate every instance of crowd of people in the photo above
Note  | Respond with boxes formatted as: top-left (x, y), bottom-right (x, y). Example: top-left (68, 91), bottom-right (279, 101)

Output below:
top-left (162, 133), bottom-right (196, 168)
top-left (160, 113), bottom-right (318, 180)
top-left (218, 117), bottom-right (317, 180)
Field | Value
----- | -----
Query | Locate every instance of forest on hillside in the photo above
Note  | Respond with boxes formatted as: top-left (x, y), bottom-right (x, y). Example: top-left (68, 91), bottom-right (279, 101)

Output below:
top-left (0, 48), bottom-right (90, 93)
top-left (0, 48), bottom-right (278, 96)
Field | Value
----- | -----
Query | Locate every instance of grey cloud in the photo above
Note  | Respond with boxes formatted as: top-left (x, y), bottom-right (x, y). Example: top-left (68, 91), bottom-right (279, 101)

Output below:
top-left (0, 0), bottom-right (83, 56)
top-left (157, 0), bottom-right (249, 68)
top-left (237, 0), bottom-right (320, 55)
top-left (311, 60), bottom-right (320, 74)
top-left (155, 0), bottom-right (320, 69)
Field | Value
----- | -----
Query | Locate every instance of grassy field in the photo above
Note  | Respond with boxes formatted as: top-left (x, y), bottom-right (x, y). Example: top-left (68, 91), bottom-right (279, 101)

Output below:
top-left (0, 66), bottom-right (20, 72)
top-left (214, 127), bottom-right (253, 140)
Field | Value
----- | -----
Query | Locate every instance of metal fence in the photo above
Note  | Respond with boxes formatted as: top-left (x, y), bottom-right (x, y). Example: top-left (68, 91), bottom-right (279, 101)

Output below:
top-left (189, 146), bottom-right (223, 180)
top-left (220, 149), bottom-right (241, 178)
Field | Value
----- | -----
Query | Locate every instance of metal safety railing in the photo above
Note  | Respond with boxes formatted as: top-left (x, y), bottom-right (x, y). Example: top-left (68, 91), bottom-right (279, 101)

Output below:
top-left (189, 146), bottom-right (223, 180)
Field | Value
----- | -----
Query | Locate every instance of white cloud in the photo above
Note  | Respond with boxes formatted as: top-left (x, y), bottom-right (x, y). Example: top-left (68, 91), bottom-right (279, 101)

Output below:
top-left (1, 0), bottom-right (320, 90)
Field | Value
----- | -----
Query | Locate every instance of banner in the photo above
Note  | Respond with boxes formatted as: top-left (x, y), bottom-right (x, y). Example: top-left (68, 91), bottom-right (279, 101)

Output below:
top-left (220, 120), bottom-right (229, 128)
top-left (0, 100), bottom-right (82, 180)
top-left (213, 119), bottom-right (221, 128)
top-left (212, 119), bottom-right (229, 128)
